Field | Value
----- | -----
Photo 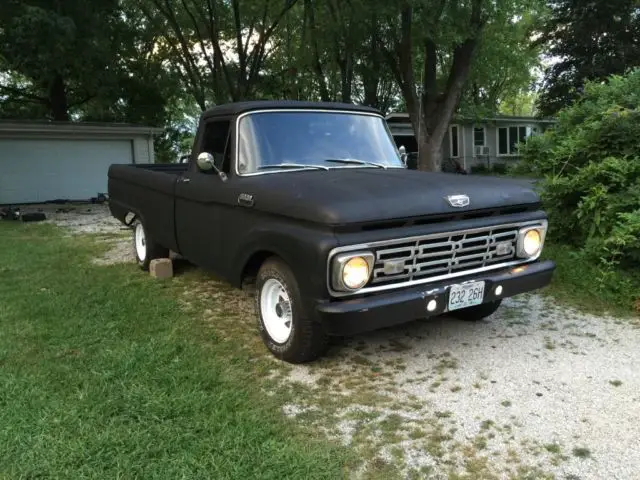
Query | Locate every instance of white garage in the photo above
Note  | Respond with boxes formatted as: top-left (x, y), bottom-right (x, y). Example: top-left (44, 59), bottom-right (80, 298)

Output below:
top-left (0, 121), bottom-right (163, 205)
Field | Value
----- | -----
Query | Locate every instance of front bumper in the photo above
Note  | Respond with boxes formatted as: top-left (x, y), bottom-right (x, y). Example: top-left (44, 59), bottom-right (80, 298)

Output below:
top-left (317, 260), bottom-right (555, 336)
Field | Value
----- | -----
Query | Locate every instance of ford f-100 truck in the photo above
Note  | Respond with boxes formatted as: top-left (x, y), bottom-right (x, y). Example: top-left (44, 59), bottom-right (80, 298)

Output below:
top-left (107, 100), bottom-right (555, 363)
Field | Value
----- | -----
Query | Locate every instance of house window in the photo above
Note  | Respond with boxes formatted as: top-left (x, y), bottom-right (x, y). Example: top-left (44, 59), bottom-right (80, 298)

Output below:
top-left (498, 125), bottom-right (529, 155)
top-left (473, 127), bottom-right (485, 146)
top-left (450, 125), bottom-right (459, 158)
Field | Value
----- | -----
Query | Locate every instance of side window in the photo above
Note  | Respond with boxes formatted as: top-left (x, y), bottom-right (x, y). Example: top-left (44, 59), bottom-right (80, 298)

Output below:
top-left (199, 120), bottom-right (231, 173)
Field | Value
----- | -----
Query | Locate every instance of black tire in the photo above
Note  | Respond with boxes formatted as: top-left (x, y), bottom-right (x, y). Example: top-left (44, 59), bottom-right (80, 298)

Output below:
top-left (256, 257), bottom-right (328, 363)
top-left (132, 219), bottom-right (169, 271)
top-left (450, 299), bottom-right (503, 321)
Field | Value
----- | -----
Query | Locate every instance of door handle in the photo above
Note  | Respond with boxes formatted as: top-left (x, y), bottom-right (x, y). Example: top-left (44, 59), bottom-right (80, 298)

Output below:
top-left (180, 177), bottom-right (191, 183)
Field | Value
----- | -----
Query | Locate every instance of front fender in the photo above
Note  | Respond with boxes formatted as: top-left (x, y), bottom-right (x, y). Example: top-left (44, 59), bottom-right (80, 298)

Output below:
top-left (232, 225), bottom-right (338, 302)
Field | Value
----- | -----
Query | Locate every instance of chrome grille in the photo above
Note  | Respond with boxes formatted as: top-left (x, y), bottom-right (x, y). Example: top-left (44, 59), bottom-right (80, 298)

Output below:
top-left (371, 225), bottom-right (519, 287)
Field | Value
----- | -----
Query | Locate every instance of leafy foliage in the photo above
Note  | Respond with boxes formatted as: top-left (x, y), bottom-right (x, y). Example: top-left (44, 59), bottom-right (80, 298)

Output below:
top-left (536, 0), bottom-right (640, 115)
top-left (0, 0), bottom-right (546, 164)
top-left (376, 0), bottom-right (546, 171)
top-left (0, 0), bottom-right (124, 120)
top-left (516, 69), bottom-right (640, 267)
top-left (462, 6), bottom-right (543, 117)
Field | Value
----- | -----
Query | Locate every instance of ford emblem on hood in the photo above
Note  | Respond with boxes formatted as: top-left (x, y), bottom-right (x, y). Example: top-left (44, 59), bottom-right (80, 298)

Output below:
top-left (446, 194), bottom-right (470, 208)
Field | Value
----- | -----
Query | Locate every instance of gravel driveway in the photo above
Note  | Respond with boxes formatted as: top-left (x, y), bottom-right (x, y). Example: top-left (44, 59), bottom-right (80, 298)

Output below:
top-left (45, 205), bottom-right (640, 479)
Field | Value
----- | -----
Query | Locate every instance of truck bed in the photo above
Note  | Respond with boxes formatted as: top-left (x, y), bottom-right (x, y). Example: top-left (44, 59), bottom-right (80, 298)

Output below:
top-left (128, 163), bottom-right (189, 175)
top-left (108, 162), bottom-right (187, 252)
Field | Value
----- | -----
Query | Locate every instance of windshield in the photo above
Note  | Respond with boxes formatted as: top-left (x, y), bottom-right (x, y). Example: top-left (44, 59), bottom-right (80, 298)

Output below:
top-left (236, 110), bottom-right (404, 174)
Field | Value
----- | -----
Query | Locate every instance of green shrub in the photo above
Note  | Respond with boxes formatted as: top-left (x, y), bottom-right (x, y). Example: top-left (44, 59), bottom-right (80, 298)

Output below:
top-left (471, 163), bottom-right (489, 174)
top-left (515, 69), bottom-right (640, 268)
top-left (491, 163), bottom-right (508, 174)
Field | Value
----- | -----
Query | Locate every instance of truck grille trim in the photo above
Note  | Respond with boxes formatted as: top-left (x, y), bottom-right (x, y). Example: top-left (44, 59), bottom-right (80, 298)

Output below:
top-left (327, 220), bottom-right (546, 297)
top-left (371, 226), bottom-right (518, 287)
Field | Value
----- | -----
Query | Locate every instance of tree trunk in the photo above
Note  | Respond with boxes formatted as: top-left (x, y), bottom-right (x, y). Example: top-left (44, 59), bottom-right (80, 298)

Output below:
top-left (48, 74), bottom-right (69, 121)
top-left (340, 57), bottom-right (353, 103)
top-left (362, 74), bottom-right (379, 108)
top-left (384, 0), bottom-right (485, 172)
top-left (414, 114), bottom-right (442, 172)
top-left (362, 13), bottom-right (380, 108)
top-left (418, 138), bottom-right (443, 172)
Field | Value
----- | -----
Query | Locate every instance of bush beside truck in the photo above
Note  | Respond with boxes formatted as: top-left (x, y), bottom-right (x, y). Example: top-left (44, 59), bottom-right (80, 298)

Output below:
top-left (514, 69), bottom-right (640, 312)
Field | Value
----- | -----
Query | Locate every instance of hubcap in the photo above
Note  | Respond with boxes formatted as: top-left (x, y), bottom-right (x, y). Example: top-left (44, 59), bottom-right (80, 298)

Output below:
top-left (260, 278), bottom-right (292, 344)
top-left (135, 223), bottom-right (146, 261)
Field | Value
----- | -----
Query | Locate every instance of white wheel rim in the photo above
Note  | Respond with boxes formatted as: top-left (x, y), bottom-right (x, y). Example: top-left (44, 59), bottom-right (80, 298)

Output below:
top-left (260, 278), bottom-right (293, 344)
top-left (135, 223), bottom-right (146, 261)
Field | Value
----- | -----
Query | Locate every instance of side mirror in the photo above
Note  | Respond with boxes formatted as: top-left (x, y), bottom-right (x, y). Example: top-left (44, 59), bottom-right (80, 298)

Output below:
top-left (398, 145), bottom-right (408, 165)
top-left (196, 152), bottom-right (228, 182)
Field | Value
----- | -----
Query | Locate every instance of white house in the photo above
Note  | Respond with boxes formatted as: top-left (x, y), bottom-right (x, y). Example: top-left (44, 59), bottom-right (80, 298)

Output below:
top-left (386, 113), bottom-right (556, 171)
top-left (0, 121), bottom-right (163, 205)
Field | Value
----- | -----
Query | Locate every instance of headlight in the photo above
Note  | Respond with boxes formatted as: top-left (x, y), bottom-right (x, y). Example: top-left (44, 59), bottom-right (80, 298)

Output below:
top-left (343, 257), bottom-right (370, 289)
top-left (516, 224), bottom-right (547, 258)
top-left (523, 230), bottom-right (541, 255)
top-left (331, 252), bottom-right (374, 291)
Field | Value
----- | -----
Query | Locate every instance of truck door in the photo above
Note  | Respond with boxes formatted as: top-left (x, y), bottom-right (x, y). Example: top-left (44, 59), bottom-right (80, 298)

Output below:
top-left (174, 118), bottom-right (232, 272)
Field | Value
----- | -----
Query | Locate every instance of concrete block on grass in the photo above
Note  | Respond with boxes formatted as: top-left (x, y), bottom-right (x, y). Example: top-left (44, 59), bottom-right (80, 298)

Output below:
top-left (150, 258), bottom-right (173, 279)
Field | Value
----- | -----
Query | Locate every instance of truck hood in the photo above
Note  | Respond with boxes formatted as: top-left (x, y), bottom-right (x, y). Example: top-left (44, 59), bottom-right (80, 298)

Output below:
top-left (243, 169), bottom-right (540, 226)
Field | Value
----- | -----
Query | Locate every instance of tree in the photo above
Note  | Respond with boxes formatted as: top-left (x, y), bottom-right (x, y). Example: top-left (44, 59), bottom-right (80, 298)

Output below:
top-left (141, 0), bottom-right (300, 109)
top-left (295, 0), bottom-right (399, 109)
top-left (536, 0), bottom-right (640, 116)
top-left (462, 8), bottom-right (542, 117)
top-left (382, 0), bottom-right (541, 172)
top-left (0, 0), bottom-right (125, 120)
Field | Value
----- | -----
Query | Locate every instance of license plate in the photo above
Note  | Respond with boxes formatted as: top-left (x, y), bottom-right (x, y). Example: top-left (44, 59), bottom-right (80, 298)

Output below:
top-left (447, 281), bottom-right (485, 311)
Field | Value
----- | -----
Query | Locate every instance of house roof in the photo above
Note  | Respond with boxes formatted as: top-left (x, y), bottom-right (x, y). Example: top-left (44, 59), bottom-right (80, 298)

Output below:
top-left (385, 112), bottom-right (557, 124)
top-left (201, 100), bottom-right (381, 119)
top-left (0, 120), bottom-right (164, 136)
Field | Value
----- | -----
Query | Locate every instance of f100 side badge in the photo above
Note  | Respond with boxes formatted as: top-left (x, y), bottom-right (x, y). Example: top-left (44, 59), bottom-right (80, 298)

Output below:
top-left (238, 193), bottom-right (254, 207)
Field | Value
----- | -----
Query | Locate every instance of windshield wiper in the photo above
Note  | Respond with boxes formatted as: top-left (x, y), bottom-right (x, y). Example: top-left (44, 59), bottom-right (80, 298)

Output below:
top-left (258, 163), bottom-right (329, 171)
top-left (324, 158), bottom-right (387, 169)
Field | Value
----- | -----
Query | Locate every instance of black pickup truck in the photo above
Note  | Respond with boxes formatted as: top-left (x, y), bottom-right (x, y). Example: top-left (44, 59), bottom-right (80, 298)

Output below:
top-left (108, 100), bottom-right (555, 363)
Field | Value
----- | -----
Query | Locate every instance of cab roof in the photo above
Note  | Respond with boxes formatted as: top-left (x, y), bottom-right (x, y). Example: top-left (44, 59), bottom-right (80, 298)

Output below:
top-left (200, 100), bottom-right (382, 119)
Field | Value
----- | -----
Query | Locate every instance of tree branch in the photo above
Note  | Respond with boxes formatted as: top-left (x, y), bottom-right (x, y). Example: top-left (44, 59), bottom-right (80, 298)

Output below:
top-left (306, 0), bottom-right (330, 101)
top-left (231, 0), bottom-right (247, 79)
top-left (181, 0), bottom-right (217, 81)
top-left (431, 0), bottom-right (486, 143)
top-left (146, 0), bottom-right (206, 108)
top-left (423, 38), bottom-right (437, 105)
top-left (205, 0), bottom-right (236, 100)
top-left (68, 93), bottom-right (95, 108)
top-left (247, 0), bottom-right (299, 90)
top-left (0, 85), bottom-right (47, 103)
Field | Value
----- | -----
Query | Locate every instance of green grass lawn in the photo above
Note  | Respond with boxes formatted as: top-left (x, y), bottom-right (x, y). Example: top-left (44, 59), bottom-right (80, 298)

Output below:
top-left (0, 222), bottom-right (346, 479)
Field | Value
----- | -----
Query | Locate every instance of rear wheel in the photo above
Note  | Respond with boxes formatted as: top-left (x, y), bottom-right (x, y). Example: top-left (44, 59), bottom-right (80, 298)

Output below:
top-left (132, 219), bottom-right (169, 270)
top-left (256, 257), bottom-right (328, 363)
top-left (450, 299), bottom-right (502, 321)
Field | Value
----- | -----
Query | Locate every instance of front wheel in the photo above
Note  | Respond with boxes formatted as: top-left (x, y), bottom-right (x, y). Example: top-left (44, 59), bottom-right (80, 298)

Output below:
top-left (256, 258), bottom-right (328, 363)
top-left (450, 299), bottom-right (502, 321)
top-left (132, 219), bottom-right (169, 270)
